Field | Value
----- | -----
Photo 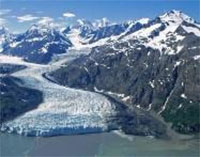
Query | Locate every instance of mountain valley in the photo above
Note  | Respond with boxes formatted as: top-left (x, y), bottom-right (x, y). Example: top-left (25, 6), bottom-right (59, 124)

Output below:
top-left (0, 10), bottom-right (199, 137)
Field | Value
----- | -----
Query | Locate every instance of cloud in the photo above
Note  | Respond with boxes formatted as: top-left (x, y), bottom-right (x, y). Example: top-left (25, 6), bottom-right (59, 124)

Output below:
top-left (0, 9), bottom-right (10, 25)
top-left (0, 18), bottom-right (6, 25)
top-left (0, 9), bottom-right (11, 16)
top-left (37, 17), bottom-right (54, 25)
top-left (63, 12), bottom-right (76, 18)
top-left (37, 17), bottom-right (61, 28)
top-left (17, 14), bottom-right (39, 22)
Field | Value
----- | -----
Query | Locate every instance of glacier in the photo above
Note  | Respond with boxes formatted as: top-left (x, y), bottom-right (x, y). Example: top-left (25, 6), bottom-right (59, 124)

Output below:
top-left (0, 52), bottom-right (118, 136)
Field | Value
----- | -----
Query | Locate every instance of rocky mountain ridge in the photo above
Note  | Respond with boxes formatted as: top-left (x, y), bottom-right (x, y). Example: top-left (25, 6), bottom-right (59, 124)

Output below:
top-left (1, 10), bottom-right (199, 64)
top-left (50, 10), bottom-right (200, 134)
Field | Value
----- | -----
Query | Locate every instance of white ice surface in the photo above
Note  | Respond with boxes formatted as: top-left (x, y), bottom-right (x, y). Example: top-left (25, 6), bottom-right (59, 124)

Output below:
top-left (0, 54), bottom-right (117, 136)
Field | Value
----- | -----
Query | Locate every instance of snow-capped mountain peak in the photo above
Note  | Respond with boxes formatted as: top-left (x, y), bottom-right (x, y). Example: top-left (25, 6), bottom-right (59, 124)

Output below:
top-left (159, 10), bottom-right (195, 24)
top-left (1, 10), bottom-right (199, 63)
top-left (25, 21), bottom-right (70, 41)
top-left (110, 10), bottom-right (200, 56)
top-left (75, 19), bottom-right (94, 30)
top-left (2, 23), bottom-right (72, 64)
top-left (27, 24), bottom-right (49, 35)
top-left (27, 23), bottom-right (56, 35)
top-left (0, 26), bottom-right (9, 35)
top-left (26, 17), bottom-right (62, 37)
top-left (93, 17), bottom-right (111, 28)
top-left (0, 26), bottom-right (14, 52)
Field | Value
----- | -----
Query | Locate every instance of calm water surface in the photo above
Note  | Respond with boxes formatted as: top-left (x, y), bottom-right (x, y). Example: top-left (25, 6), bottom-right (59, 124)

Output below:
top-left (0, 132), bottom-right (199, 157)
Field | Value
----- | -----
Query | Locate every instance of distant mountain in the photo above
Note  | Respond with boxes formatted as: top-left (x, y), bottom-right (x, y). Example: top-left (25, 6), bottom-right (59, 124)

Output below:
top-left (63, 17), bottom-right (150, 46)
top-left (2, 10), bottom-right (200, 65)
top-left (50, 10), bottom-right (200, 134)
top-left (2, 23), bottom-right (72, 64)
top-left (0, 27), bottom-right (14, 52)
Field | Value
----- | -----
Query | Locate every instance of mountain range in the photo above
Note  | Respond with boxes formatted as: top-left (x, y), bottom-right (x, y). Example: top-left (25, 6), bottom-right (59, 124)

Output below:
top-left (0, 10), bottom-right (200, 135)
top-left (1, 10), bottom-right (198, 63)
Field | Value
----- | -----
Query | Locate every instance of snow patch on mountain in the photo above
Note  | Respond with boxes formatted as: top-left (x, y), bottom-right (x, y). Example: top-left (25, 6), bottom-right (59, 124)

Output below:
top-left (67, 29), bottom-right (84, 49)
top-left (9, 41), bottom-right (21, 48)
top-left (122, 23), bottom-right (161, 41)
top-left (137, 18), bottom-right (150, 25)
top-left (193, 55), bottom-right (200, 60)
top-left (182, 25), bottom-right (200, 37)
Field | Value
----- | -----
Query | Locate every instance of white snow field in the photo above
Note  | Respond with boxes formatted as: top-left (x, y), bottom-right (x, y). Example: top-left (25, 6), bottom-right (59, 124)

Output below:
top-left (0, 53), bottom-right (117, 136)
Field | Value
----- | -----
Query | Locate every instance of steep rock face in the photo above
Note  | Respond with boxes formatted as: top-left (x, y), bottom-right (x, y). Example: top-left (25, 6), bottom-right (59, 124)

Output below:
top-left (2, 24), bottom-right (72, 64)
top-left (0, 63), bottom-right (26, 74)
top-left (103, 95), bottom-right (167, 138)
top-left (0, 76), bottom-right (43, 123)
top-left (50, 11), bottom-right (200, 134)
top-left (0, 64), bottom-right (43, 123)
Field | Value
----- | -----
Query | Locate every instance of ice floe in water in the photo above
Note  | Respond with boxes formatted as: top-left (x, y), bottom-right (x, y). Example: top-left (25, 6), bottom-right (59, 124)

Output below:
top-left (0, 54), bottom-right (117, 136)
